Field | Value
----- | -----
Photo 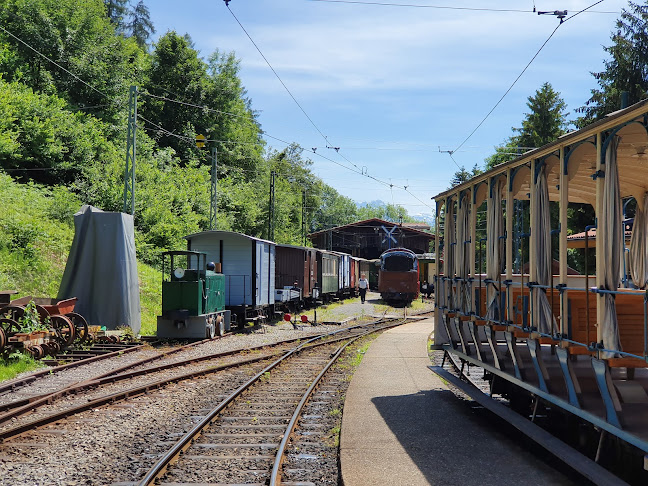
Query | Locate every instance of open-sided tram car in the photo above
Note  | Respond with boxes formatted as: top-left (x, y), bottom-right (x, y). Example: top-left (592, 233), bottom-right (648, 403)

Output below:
top-left (434, 99), bottom-right (648, 484)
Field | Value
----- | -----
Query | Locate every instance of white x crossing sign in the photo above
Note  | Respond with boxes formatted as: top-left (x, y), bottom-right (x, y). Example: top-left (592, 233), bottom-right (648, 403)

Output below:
top-left (381, 225), bottom-right (398, 248)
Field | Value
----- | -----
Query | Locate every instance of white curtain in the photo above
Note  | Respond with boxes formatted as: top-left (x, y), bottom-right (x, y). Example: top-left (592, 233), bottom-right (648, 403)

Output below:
top-left (531, 164), bottom-right (557, 334)
top-left (455, 192), bottom-right (471, 313)
top-left (629, 193), bottom-right (648, 289)
top-left (486, 178), bottom-right (504, 321)
top-left (599, 136), bottom-right (623, 356)
top-left (443, 198), bottom-right (456, 310)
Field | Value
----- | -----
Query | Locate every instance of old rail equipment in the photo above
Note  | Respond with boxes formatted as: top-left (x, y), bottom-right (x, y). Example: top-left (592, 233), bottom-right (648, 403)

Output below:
top-left (157, 250), bottom-right (231, 339)
top-left (378, 248), bottom-right (419, 305)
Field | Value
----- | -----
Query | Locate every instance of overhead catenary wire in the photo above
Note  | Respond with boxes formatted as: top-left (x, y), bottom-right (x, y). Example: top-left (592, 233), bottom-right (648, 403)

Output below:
top-left (224, 2), bottom-right (370, 176)
top-left (307, 0), bottom-right (617, 14)
top-left (450, 0), bottom-right (605, 156)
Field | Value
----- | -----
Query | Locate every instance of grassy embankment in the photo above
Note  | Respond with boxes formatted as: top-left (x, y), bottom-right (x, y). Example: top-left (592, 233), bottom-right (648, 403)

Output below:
top-left (0, 175), bottom-right (162, 379)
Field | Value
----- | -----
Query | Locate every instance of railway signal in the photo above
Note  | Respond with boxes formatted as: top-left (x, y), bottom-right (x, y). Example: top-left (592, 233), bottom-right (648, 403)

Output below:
top-left (381, 225), bottom-right (398, 249)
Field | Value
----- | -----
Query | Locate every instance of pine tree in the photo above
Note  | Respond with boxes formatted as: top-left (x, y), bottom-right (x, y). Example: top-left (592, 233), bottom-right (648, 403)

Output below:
top-left (129, 1), bottom-right (155, 49)
top-left (578, 2), bottom-right (648, 125)
top-left (484, 82), bottom-right (568, 170)
top-left (515, 82), bottom-right (568, 149)
top-left (104, 0), bottom-right (130, 33)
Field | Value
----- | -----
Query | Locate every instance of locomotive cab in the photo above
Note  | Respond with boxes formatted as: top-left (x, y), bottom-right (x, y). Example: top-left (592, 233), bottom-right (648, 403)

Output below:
top-left (157, 250), bottom-right (231, 339)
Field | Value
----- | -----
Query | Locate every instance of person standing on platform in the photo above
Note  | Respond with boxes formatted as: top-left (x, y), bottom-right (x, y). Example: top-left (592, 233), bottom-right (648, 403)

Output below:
top-left (358, 273), bottom-right (368, 304)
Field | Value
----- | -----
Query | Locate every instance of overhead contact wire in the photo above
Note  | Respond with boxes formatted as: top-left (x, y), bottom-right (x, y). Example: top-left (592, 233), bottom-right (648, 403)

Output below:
top-left (451, 0), bottom-right (605, 155)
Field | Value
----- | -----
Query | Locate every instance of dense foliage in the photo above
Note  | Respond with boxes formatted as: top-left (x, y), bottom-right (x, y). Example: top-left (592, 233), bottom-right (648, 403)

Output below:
top-left (0, 0), bottom-right (422, 273)
top-left (578, 2), bottom-right (648, 125)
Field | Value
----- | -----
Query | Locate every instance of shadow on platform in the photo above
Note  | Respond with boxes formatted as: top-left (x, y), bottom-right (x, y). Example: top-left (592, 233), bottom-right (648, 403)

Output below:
top-left (371, 389), bottom-right (581, 485)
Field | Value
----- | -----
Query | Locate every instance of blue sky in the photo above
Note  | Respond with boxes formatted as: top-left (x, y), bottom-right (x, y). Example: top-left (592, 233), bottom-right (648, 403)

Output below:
top-left (146, 0), bottom-right (627, 218)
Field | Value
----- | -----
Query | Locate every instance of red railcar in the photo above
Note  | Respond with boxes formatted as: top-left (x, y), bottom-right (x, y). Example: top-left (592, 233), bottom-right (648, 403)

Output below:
top-left (275, 244), bottom-right (318, 307)
top-left (378, 248), bottom-right (419, 305)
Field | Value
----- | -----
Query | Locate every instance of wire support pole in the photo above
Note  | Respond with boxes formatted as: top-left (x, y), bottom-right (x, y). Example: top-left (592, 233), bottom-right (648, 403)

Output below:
top-left (302, 189), bottom-right (306, 246)
top-left (268, 170), bottom-right (276, 241)
top-left (210, 147), bottom-right (218, 230)
top-left (124, 85), bottom-right (137, 215)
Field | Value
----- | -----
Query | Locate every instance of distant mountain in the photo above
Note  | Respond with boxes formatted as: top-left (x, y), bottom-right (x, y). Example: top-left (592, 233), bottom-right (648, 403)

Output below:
top-left (411, 213), bottom-right (435, 227)
top-left (357, 200), bottom-right (386, 208)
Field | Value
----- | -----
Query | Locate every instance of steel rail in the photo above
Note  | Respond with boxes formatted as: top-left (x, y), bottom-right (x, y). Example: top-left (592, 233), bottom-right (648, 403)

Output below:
top-left (269, 329), bottom-right (370, 485)
top-left (137, 319), bottom-right (404, 485)
top-left (0, 348), bottom-right (283, 442)
top-left (0, 342), bottom-right (145, 395)
top-left (0, 319), bottom-right (399, 442)
top-left (0, 326), bottom-right (371, 422)
top-left (0, 333), bottom-right (324, 421)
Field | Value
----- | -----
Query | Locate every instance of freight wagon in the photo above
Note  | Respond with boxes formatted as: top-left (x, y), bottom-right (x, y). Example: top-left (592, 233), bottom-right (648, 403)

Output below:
top-left (185, 231), bottom-right (275, 327)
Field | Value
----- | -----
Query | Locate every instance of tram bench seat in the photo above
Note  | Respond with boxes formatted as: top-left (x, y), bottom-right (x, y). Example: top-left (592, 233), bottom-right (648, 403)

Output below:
top-left (607, 357), bottom-right (648, 380)
top-left (567, 346), bottom-right (595, 356)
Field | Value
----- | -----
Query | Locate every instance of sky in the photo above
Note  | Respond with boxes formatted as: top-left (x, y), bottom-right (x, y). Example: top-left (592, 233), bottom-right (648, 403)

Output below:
top-left (146, 0), bottom-right (628, 219)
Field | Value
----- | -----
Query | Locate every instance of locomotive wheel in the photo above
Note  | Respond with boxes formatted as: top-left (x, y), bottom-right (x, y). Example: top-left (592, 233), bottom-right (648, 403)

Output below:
top-left (215, 315), bottom-right (224, 337)
top-left (50, 315), bottom-right (76, 347)
top-left (0, 317), bottom-right (21, 337)
top-left (0, 305), bottom-right (25, 323)
top-left (65, 312), bottom-right (89, 343)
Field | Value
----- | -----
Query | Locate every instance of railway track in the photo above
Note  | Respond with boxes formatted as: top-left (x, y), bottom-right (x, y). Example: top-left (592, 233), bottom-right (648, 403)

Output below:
top-left (0, 318), bottom-right (405, 485)
top-left (138, 321), bottom-right (396, 485)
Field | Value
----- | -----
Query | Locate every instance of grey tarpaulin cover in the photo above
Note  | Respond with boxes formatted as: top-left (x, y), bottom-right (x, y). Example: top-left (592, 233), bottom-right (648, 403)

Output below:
top-left (57, 205), bottom-right (141, 334)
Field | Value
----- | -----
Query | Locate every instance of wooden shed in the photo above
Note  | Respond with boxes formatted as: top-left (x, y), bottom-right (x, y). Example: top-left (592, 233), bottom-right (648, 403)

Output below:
top-left (307, 218), bottom-right (434, 259)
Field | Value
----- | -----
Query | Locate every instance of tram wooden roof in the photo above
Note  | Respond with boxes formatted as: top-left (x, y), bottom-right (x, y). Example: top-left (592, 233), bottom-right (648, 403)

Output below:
top-left (433, 99), bottom-right (648, 205)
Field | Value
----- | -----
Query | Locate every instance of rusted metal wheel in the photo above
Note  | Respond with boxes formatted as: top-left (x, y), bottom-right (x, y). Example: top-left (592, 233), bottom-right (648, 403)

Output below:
top-left (65, 312), bottom-right (89, 343)
top-left (27, 345), bottom-right (44, 360)
top-left (50, 315), bottom-right (76, 347)
top-left (0, 305), bottom-right (25, 323)
top-left (0, 317), bottom-right (21, 337)
top-left (34, 305), bottom-right (50, 324)
top-left (0, 326), bottom-right (6, 352)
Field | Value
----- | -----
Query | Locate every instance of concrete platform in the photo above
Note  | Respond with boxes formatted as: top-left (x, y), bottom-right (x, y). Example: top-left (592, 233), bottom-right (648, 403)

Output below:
top-left (339, 317), bottom-right (578, 486)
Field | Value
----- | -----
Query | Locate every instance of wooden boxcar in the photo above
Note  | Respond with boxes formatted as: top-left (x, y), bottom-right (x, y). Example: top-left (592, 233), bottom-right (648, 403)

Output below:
top-left (274, 244), bottom-right (318, 307)
top-left (185, 230), bottom-right (275, 326)
top-left (317, 250), bottom-right (340, 300)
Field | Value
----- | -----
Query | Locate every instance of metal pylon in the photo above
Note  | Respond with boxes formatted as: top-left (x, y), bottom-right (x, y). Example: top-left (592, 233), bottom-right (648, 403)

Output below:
top-left (123, 86), bottom-right (137, 215)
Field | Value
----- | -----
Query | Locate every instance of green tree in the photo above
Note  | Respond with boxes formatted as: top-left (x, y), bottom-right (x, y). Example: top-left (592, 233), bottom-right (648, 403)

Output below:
top-left (578, 2), bottom-right (648, 124)
top-left (105, 0), bottom-right (130, 32)
top-left (0, 0), bottom-right (146, 122)
top-left (515, 82), bottom-right (568, 149)
top-left (0, 78), bottom-right (122, 185)
top-left (448, 164), bottom-right (482, 188)
top-left (484, 82), bottom-right (569, 170)
top-left (204, 50), bottom-right (264, 177)
top-left (128, 1), bottom-right (155, 49)
top-left (142, 31), bottom-right (209, 161)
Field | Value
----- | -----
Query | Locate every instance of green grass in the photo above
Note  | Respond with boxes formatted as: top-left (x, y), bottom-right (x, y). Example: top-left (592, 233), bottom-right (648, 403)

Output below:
top-left (0, 174), bottom-right (164, 337)
top-left (138, 262), bottom-right (162, 336)
top-left (0, 354), bottom-right (43, 383)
